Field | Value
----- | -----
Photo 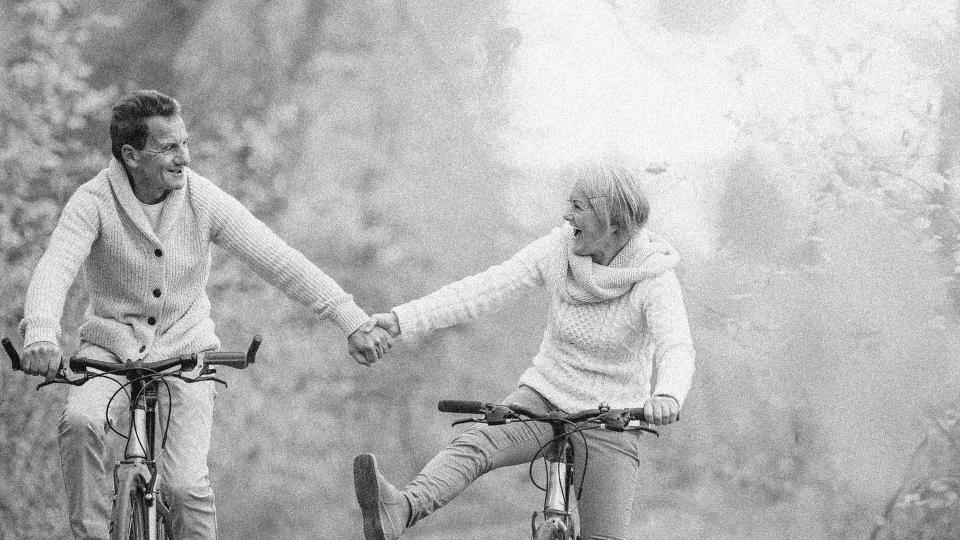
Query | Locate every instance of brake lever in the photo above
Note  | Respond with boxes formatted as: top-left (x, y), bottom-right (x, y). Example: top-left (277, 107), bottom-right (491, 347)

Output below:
top-left (595, 411), bottom-right (631, 431)
top-left (36, 377), bottom-right (86, 390)
top-left (199, 365), bottom-right (217, 376)
top-left (177, 374), bottom-right (228, 387)
top-left (451, 417), bottom-right (480, 427)
top-left (35, 366), bottom-right (91, 390)
top-left (636, 425), bottom-right (659, 437)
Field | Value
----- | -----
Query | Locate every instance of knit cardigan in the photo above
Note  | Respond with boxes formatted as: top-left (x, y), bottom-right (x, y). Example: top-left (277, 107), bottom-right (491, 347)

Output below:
top-left (20, 158), bottom-right (370, 362)
top-left (393, 225), bottom-right (696, 412)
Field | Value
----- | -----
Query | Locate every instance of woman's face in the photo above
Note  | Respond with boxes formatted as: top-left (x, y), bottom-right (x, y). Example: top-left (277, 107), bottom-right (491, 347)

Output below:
top-left (564, 185), bottom-right (618, 262)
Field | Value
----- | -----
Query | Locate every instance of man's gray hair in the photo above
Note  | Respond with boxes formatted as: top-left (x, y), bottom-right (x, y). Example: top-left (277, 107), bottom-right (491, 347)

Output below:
top-left (110, 90), bottom-right (181, 161)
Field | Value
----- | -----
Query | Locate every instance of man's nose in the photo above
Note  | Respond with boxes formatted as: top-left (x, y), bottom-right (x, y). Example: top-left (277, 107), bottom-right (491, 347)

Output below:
top-left (175, 146), bottom-right (190, 166)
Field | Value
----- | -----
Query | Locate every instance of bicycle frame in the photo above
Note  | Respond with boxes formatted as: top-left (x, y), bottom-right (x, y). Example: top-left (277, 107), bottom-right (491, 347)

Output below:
top-left (112, 376), bottom-right (169, 540)
top-left (533, 432), bottom-right (576, 539)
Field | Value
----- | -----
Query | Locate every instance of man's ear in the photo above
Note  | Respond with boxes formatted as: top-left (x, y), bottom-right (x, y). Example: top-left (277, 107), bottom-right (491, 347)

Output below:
top-left (120, 144), bottom-right (139, 168)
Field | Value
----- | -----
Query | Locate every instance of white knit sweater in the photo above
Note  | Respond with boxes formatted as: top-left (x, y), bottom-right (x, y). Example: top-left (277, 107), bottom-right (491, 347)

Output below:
top-left (393, 225), bottom-right (696, 412)
top-left (20, 158), bottom-right (370, 362)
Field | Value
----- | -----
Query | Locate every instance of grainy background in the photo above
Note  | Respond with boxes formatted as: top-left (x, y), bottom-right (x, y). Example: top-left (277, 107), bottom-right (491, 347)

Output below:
top-left (2, 1), bottom-right (960, 538)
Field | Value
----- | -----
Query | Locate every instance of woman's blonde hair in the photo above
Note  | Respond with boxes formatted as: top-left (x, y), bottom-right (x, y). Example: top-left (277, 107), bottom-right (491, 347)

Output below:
top-left (569, 159), bottom-right (650, 237)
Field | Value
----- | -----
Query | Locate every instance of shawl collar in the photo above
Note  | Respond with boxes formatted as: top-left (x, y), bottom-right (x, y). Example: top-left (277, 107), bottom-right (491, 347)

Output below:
top-left (107, 157), bottom-right (187, 245)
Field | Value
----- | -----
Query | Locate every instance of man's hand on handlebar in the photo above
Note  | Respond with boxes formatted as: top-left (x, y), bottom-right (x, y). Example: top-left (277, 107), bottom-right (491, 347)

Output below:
top-left (22, 341), bottom-right (63, 381)
top-left (644, 395), bottom-right (680, 426)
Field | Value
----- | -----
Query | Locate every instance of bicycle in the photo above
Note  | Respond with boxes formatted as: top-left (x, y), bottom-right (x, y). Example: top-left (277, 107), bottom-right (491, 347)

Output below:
top-left (436, 399), bottom-right (655, 540)
top-left (2, 335), bottom-right (262, 540)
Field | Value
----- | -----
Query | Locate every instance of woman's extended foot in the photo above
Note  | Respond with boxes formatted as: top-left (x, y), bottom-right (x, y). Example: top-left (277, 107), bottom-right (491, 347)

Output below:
top-left (354, 453), bottom-right (410, 540)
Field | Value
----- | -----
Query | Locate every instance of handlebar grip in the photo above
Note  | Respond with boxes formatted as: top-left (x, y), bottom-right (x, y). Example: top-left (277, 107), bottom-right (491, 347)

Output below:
top-left (2, 338), bottom-right (22, 371)
top-left (203, 351), bottom-right (249, 369)
top-left (246, 335), bottom-right (262, 365)
top-left (437, 400), bottom-right (485, 414)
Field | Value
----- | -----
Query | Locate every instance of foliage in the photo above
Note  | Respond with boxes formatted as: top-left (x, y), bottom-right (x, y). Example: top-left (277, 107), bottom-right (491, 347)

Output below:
top-left (0, 1), bottom-right (116, 537)
top-left (5, 1), bottom-right (960, 539)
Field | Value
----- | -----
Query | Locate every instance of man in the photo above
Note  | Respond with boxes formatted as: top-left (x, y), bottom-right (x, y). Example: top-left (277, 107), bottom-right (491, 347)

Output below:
top-left (18, 89), bottom-right (392, 538)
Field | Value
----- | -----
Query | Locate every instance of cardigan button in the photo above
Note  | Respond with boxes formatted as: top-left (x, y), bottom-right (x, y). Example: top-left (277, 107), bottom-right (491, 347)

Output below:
top-left (153, 289), bottom-right (161, 298)
top-left (139, 345), bottom-right (146, 353)
top-left (154, 248), bottom-right (163, 257)
top-left (147, 317), bottom-right (156, 325)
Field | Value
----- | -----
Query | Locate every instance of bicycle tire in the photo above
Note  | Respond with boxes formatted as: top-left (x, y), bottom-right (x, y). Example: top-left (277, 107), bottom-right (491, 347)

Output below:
top-left (110, 464), bottom-right (150, 540)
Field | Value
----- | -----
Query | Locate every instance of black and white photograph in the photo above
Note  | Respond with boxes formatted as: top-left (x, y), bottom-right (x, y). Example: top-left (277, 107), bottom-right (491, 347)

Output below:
top-left (2, 1), bottom-right (959, 538)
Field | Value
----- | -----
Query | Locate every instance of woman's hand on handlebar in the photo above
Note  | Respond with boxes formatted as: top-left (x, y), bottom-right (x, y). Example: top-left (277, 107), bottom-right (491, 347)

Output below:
top-left (644, 395), bottom-right (680, 426)
top-left (22, 341), bottom-right (63, 381)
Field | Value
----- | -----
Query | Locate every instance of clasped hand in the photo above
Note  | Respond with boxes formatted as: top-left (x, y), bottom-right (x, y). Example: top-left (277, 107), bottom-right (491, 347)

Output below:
top-left (346, 312), bottom-right (400, 366)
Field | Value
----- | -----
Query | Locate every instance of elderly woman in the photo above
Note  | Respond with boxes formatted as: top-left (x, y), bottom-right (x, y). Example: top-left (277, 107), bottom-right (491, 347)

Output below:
top-left (354, 161), bottom-right (696, 540)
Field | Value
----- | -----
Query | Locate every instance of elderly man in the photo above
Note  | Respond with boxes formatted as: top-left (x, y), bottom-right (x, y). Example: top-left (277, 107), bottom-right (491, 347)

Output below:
top-left (18, 89), bottom-right (392, 538)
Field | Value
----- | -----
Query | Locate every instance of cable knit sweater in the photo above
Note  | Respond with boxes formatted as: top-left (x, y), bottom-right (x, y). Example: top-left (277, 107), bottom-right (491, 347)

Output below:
top-left (393, 225), bottom-right (696, 412)
top-left (19, 158), bottom-right (370, 362)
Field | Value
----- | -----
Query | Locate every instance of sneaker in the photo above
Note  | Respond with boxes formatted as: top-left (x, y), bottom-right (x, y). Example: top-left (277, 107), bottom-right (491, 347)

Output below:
top-left (354, 453), bottom-right (409, 540)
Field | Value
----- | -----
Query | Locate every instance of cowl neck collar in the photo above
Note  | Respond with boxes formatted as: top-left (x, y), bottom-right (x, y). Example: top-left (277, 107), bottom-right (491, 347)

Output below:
top-left (107, 157), bottom-right (186, 244)
top-left (560, 225), bottom-right (679, 304)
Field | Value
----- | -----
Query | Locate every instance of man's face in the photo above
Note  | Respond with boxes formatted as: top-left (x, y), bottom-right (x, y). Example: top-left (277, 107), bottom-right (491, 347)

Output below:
top-left (126, 115), bottom-right (190, 202)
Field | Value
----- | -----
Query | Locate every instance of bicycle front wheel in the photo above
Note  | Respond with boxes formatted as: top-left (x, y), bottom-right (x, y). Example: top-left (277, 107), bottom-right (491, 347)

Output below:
top-left (110, 464), bottom-right (151, 540)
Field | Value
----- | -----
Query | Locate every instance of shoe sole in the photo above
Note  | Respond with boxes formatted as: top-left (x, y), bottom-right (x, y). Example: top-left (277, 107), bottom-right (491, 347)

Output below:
top-left (354, 453), bottom-right (387, 540)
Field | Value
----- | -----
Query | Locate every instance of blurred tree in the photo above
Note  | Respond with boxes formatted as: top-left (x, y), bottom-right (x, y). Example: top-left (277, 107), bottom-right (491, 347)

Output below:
top-left (0, 1), bottom-right (117, 537)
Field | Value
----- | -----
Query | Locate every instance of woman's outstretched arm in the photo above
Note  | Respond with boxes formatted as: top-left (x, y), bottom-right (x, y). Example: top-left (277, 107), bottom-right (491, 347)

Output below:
top-left (389, 228), bottom-right (564, 339)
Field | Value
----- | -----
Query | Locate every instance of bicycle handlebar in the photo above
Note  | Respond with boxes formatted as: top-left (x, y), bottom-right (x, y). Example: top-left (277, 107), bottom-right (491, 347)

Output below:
top-left (437, 399), bottom-right (648, 427)
top-left (66, 354), bottom-right (200, 375)
top-left (2, 335), bottom-right (263, 384)
top-left (2, 337), bottom-right (21, 371)
top-left (437, 400), bottom-right (486, 414)
top-left (204, 335), bottom-right (261, 369)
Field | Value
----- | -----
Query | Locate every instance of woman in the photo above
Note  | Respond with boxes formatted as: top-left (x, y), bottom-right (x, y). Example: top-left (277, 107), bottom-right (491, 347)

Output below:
top-left (355, 160), bottom-right (696, 540)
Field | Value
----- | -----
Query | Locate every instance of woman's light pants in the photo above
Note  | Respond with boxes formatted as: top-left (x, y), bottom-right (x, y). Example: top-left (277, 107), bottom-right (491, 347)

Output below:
top-left (403, 385), bottom-right (646, 540)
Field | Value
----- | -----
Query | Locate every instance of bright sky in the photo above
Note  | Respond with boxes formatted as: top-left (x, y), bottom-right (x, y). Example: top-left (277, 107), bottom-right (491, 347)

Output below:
top-left (500, 0), bottom-right (951, 258)
top-left (500, 0), bottom-right (739, 168)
